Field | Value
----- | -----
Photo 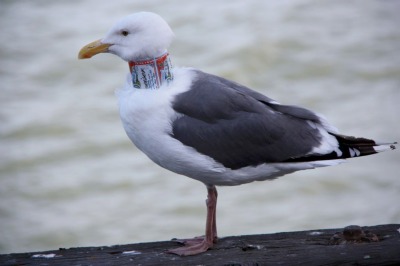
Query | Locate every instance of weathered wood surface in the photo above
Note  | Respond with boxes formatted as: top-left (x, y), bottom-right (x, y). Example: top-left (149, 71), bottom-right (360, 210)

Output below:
top-left (1, 224), bottom-right (399, 266)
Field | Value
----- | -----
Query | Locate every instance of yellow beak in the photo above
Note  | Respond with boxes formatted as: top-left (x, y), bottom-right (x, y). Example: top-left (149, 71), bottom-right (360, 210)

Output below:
top-left (78, 39), bottom-right (112, 59)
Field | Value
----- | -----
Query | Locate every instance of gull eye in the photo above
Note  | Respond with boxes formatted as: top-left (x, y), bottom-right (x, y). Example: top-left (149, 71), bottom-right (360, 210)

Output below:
top-left (121, 30), bottom-right (129, 36)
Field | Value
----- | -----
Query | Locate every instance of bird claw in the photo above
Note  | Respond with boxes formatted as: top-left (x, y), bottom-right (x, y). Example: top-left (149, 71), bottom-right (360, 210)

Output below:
top-left (167, 238), bottom-right (213, 256)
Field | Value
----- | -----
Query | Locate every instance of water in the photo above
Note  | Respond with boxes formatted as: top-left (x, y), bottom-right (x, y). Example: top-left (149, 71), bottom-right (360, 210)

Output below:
top-left (1, 0), bottom-right (399, 254)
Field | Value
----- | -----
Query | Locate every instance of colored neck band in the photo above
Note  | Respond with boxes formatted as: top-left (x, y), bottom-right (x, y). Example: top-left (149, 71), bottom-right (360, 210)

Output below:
top-left (128, 53), bottom-right (173, 89)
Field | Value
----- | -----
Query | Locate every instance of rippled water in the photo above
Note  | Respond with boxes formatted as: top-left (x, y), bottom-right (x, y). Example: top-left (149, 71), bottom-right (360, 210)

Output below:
top-left (1, 0), bottom-right (399, 254)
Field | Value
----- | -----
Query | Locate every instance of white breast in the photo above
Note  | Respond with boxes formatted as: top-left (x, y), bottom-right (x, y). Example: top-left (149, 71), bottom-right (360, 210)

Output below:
top-left (116, 68), bottom-right (226, 181)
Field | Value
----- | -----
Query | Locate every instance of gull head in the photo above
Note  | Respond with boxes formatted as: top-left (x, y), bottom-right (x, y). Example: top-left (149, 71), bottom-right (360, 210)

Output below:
top-left (78, 12), bottom-right (174, 61)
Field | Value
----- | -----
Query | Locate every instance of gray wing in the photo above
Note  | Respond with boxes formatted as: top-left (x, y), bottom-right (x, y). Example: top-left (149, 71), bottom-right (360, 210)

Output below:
top-left (170, 70), bottom-right (326, 170)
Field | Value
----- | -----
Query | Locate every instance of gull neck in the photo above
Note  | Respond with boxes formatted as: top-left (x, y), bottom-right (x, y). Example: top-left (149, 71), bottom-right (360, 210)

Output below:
top-left (128, 53), bottom-right (173, 89)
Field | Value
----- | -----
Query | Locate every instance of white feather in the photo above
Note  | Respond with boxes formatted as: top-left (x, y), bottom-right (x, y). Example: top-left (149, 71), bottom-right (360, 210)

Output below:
top-left (307, 121), bottom-right (342, 157)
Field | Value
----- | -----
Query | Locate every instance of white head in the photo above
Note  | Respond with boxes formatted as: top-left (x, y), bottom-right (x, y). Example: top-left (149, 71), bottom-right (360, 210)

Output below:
top-left (79, 12), bottom-right (174, 61)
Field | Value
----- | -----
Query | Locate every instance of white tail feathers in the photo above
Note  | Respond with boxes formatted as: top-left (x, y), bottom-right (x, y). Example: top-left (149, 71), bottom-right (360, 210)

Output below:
top-left (373, 142), bottom-right (397, 153)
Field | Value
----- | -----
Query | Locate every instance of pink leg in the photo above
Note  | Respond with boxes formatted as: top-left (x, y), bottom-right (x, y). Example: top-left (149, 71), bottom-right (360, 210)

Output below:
top-left (167, 185), bottom-right (218, 256)
top-left (211, 187), bottom-right (218, 243)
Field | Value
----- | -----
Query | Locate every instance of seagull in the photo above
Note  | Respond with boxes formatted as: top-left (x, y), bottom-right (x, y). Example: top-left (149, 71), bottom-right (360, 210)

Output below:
top-left (78, 12), bottom-right (396, 256)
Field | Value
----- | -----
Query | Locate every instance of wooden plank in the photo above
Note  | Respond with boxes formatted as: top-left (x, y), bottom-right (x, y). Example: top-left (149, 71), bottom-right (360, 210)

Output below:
top-left (1, 224), bottom-right (399, 266)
